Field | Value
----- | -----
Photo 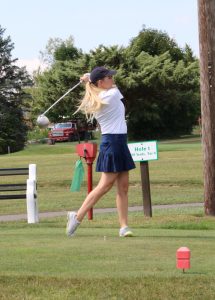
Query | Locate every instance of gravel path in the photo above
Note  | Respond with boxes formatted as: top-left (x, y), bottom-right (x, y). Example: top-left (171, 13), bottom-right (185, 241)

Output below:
top-left (0, 202), bottom-right (203, 222)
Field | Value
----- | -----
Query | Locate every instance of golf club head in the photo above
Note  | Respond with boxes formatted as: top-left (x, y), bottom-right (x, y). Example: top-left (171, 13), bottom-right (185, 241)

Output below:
top-left (37, 115), bottom-right (50, 128)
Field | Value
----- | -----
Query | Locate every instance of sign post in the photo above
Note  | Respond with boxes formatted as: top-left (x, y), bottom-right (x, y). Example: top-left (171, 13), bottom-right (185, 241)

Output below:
top-left (128, 141), bottom-right (158, 217)
top-left (140, 161), bottom-right (152, 217)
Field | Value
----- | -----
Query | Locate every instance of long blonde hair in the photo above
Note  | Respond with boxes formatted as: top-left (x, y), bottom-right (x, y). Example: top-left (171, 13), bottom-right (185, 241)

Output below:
top-left (74, 82), bottom-right (106, 120)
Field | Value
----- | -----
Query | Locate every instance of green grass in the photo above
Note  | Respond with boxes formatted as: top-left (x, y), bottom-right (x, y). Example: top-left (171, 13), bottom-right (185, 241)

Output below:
top-left (1, 132), bottom-right (214, 299)
top-left (0, 208), bottom-right (215, 299)
top-left (1, 276), bottom-right (214, 300)
top-left (0, 134), bottom-right (203, 215)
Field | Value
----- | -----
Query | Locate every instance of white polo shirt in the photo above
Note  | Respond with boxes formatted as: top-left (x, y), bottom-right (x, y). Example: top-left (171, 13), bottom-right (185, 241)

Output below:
top-left (94, 87), bottom-right (127, 134)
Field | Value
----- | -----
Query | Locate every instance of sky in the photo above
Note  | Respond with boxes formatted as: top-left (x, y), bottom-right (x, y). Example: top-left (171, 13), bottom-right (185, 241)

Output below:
top-left (0, 0), bottom-right (199, 74)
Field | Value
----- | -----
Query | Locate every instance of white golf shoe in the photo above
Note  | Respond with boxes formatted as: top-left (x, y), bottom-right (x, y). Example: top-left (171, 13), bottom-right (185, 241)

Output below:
top-left (66, 212), bottom-right (81, 237)
top-left (119, 226), bottom-right (134, 237)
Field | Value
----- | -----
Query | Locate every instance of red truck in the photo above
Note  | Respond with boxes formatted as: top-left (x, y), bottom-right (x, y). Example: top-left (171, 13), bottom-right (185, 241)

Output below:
top-left (48, 120), bottom-right (96, 144)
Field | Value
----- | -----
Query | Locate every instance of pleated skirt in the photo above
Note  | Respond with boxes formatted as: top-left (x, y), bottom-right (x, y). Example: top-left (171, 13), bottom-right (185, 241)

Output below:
top-left (96, 134), bottom-right (136, 173)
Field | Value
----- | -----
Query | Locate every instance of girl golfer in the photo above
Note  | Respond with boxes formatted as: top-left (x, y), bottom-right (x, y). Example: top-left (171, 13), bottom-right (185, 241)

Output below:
top-left (66, 66), bottom-right (136, 237)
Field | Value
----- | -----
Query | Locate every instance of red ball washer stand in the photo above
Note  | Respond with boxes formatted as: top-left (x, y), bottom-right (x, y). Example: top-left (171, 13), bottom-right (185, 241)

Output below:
top-left (76, 143), bottom-right (97, 220)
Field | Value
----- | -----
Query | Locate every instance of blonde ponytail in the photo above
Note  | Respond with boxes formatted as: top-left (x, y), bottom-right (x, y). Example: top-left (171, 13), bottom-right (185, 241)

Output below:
top-left (74, 82), bottom-right (106, 119)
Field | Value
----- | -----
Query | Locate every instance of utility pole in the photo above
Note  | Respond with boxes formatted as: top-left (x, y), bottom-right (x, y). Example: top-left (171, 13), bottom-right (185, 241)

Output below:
top-left (198, 0), bottom-right (215, 215)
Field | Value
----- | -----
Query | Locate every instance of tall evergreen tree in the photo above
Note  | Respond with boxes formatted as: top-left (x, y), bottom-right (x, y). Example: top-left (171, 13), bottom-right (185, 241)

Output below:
top-left (0, 26), bottom-right (31, 154)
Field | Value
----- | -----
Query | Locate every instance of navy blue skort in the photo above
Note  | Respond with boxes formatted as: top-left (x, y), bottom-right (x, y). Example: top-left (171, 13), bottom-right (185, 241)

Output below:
top-left (96, 134), bottom-right (136, 173)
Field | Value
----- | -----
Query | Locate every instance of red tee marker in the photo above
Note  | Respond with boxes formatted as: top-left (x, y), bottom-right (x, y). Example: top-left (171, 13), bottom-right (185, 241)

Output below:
top-left (176, 247), bottom-right (191, 273)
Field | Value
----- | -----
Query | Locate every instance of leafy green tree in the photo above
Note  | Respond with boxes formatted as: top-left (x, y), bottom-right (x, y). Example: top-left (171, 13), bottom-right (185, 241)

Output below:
top-left (88, 45), bottom-right (125, 69)
top-left (128, 26), bottom-right (185, 61)
top-left (32, 28), bottom-right (200, 140)
top-left (117, 28), bottom-right (199, 139)
top-left (0, 26), bottom-right (31, 154)
top-left (32, 36), bottom-right (86, 123)
top-left (32, 60), bottom-right (85, 122)
top-left (118, 52), bottom-right (200, 139)
top-left (40, 36), bottom-right (82, 65)
top-left (54, 43), bottom-right (82, 61)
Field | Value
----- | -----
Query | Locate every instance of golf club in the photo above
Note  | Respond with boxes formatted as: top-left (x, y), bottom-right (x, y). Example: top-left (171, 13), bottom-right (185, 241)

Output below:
top-left (36, 80), bottom-right (82, 128)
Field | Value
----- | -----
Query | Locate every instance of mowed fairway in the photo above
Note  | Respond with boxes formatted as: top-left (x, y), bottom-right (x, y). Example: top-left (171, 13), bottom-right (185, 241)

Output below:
top-left (0, 134), bottom-right (203, 215)
top-left (0, 209), bottom-right (215, 299)
top-left (1, 134), bottom-right (214, 299)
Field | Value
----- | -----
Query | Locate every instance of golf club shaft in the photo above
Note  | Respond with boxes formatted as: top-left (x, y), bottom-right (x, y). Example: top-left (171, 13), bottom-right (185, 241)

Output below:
top-left (42, 81), bottom-right (82, 116)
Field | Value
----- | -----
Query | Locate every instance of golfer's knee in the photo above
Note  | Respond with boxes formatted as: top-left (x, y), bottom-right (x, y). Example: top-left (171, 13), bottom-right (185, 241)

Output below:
top-left (117, 184), bottom-right (128, 195)
top-left (98, 181), bottom-right (114, 194)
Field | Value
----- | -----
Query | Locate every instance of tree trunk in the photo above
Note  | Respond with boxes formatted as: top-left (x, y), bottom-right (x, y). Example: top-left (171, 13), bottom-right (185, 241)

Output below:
top-left (198, 0), bottom-right (215, 215)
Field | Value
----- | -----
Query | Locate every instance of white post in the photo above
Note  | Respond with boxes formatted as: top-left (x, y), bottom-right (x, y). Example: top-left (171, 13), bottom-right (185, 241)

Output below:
top-left (26, 164), bottom-right (39, 223)
top-left (29, 164), bottom-right (36, 181)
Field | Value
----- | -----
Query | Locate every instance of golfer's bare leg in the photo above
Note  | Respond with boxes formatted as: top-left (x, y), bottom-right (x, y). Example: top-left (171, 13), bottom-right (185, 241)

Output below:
top-left (76, 172), bottom-right (118, 221)
top-left (115, 171), bottom-right (129, 228)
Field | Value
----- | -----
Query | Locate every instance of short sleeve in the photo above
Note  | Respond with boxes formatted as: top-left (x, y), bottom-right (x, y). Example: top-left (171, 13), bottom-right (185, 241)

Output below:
top-left (115, 88), bottom-right (124, 100)
top-left (100, 87), bottom-right (123, 104)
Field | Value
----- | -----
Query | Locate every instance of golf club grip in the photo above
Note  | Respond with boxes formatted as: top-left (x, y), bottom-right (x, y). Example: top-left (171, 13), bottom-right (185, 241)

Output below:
top-left (43, 81), bottom-right (82, 115)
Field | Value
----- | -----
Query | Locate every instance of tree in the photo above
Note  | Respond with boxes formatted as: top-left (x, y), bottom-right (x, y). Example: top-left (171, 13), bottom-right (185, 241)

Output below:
top-left (32, 28), bottom-right (200, 140)
top-left (118, 51), bottom-right (200, 140)
top-left (31, 36), bottom-right (85, 123)
top-left (32, 60), bottom-right (85, 122)
top-left (82, 30), bottom-right (200, 140)
top-left (128, 26), bottom-right (185, 62)
top-left (0, 26), bottom-right (31, 154)
top-left (54, 43), bottom-right (82, 61)
top-left (39, 36), bottom-right (82, 65)
top-left (88, 45), bottom-right (125, 69)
